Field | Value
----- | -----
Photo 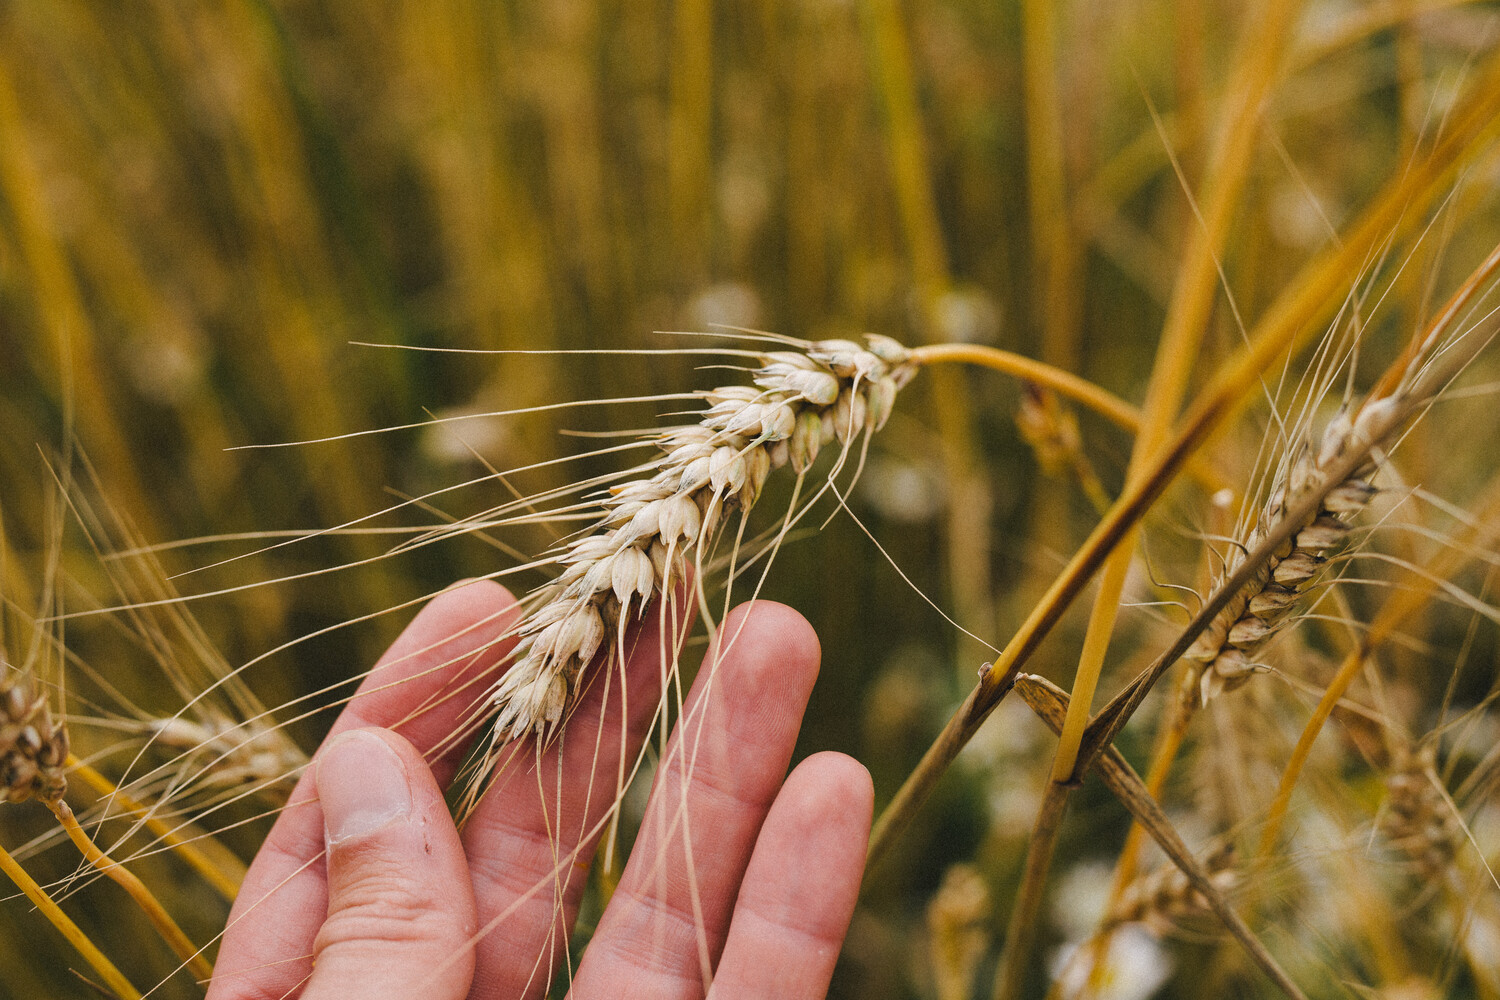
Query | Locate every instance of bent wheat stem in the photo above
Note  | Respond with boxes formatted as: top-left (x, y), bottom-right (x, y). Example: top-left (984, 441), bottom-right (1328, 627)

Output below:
top-left (49, 798), bottom-right (214, 981)
top-left (1053, 0), bottom-right (1305, 786)
top-left (910, 344), bottom-right (1146, 433)
top-left (0, 841), bottom-right (141, 1000)
top-left (1086, 321), bottom-right (1499, 775)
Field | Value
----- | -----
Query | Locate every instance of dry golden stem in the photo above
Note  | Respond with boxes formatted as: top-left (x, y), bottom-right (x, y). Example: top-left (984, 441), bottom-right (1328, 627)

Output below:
top-left (861, 0), bottom-right (990, 659)
top-left (911, 344), bottom-right (1145, 432)
top-left (668, 0), bottom-right (712, 283)
top-left (1084, 461), bottom-right (1234, 966)
top-left (50, 799), bottom-right (214, 982)
top-left (1109, 676), bottom-right (1194, 895)
top-left (0, 840), bottom-right (141, 1000)
top-left (1072, 675), bottom-right (1195, 1000)
top-left (1292, 0), bottom-right (1481, 69)
top-left (1053, 0), bottom-right (1305, 785)
top-left (992, 773), bottom-right (1068, 1000)
top-left (1023, 0), bottom-right (1082, 374)
top-left (1031, 2), bottom-right (1308, 955)
top-left (69, 756), bottom-right (244, 902)
top-left (1083, 395), bottom-right (1412, 762)
top-left (0, 51), bottom-right (158, 541)
top-left (867, 46), bottom-right (1500, 865)
top-left (912, 344), bottom-right (1229, 495)
top-left (1086, 283), bottom-right (1499, 773)
top-left (1020, 0), bottom-right (1087, 554)
top-left (861, 0), bottom-right (949, 291)
top-left (1072, 0), bottom-right (1480, 246)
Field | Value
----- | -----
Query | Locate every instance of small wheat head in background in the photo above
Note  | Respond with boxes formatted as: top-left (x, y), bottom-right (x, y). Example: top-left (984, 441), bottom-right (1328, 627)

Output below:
top-left (0, 665), bottom-right (68, 808)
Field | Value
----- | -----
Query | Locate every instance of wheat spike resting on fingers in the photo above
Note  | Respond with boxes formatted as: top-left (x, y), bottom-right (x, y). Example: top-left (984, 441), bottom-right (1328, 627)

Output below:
top-left (488, 334), bottom-right (918, 744)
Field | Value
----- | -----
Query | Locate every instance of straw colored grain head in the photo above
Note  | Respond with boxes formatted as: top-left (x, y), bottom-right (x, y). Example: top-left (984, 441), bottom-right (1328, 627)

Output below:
top-left (927, 863), bottom-right (991, 1000)
top-left (148, 711), bottom-right (305, 802)
top-left (1185, 398), bottom-right (1396, 706)
top-left (1380, 744), bottom-right (1461, 884)
top-left (1, 664), bottom-right (68, 806)
top-left (1107, 845), bottom-right (1238, 937)
top-left (489, 334), bottom-right (917, 744)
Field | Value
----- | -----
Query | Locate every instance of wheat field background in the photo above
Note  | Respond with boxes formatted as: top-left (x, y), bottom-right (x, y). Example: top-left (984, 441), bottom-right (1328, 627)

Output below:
top-left (3, 2), bottom-right (1500, 998)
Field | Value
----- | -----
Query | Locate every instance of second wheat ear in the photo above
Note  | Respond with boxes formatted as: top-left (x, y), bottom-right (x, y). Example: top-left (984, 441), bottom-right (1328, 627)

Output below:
top-left (1, 665), bottom-right (191, 993)
top-left (1, 668), bottom-right (69, 807)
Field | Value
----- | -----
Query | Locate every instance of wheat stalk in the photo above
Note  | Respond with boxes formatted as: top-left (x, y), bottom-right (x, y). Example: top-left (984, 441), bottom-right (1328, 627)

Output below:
top-left (870, 45), bottom-right (1500, 871)
top-left (3, 657), bottom-right (212, 980)
top-left (1012, 673), bottom-right (1307, 999)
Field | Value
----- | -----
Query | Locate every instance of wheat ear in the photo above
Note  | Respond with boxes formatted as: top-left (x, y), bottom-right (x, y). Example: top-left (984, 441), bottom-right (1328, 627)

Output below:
top-left (0, 665), bottom-right (194, 993)
top-left (488, 334), bottom-right (916, 743)
top-left (1185, 398), bottom-right (1392, 705)
top-left (1, 665), bottom-right (69, 806)
top-left (1380, 744), bottom-right (1462, 886)
top-left (1107, 844), bottom-right (1238, 936)
top-left (3, 661), bottom-right (213, 980)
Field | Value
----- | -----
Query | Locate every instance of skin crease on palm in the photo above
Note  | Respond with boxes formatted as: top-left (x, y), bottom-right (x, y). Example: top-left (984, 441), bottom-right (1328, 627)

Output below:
top-left (205, 579), bottom-right (873, 1000)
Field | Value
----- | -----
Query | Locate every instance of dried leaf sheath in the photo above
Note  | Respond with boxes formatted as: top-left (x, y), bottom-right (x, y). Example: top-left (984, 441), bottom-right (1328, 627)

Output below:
top-left (489, 335), bottom-right (917, 743)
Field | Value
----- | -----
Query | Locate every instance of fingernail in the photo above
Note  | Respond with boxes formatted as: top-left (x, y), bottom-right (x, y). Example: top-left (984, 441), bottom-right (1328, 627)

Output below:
top-left (317, 730), bottom-right (413, 844)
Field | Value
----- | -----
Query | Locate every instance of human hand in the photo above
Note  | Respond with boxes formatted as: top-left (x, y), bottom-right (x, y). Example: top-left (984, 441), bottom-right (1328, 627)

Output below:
top-left (207, 581), bottom-right (871, 1000)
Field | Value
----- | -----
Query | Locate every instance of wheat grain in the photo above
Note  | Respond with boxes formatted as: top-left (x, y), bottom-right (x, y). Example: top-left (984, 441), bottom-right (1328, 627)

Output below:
top-left (148, 712), bottom-right (305, 800)
top-left (926, 863), bottom-right (991, 1000)
top-left (488, 334), bottom-right (917, 743)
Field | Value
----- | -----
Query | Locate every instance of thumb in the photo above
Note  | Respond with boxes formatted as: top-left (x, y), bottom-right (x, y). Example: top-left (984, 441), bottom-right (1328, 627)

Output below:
top-left (303, 728), bottom-right (477, 1000)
